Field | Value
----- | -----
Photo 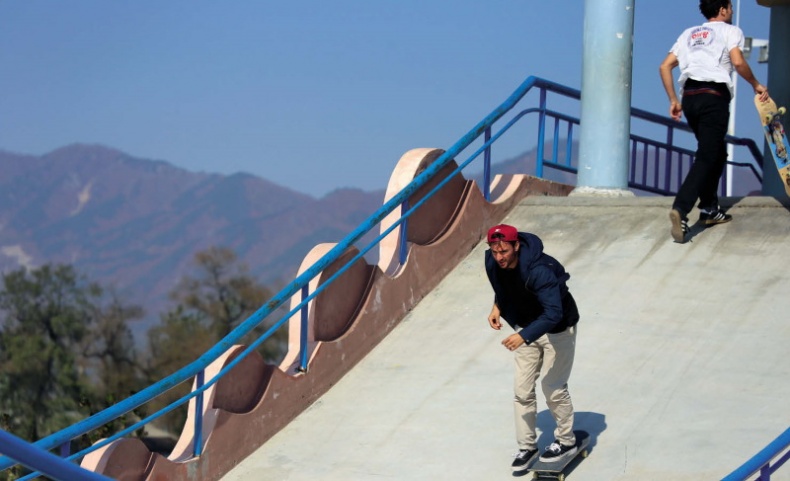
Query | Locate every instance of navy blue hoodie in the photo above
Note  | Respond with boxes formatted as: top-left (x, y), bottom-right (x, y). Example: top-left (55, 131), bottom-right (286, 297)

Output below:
top-left (485, 232), bottom-right (579, 343)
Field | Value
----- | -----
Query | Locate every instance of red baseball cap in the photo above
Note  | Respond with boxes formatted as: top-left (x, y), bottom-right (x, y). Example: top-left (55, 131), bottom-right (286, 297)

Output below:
top-left (487, 224), bottom-right (518, 243)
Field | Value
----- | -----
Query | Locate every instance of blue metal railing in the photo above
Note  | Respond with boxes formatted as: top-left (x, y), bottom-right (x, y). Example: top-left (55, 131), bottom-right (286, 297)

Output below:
top-left (722, 428), bottom-right (790, 481)
top-left (526, 84), bottom-right (763, 195)
top-left (0, 429), bottom-right (111, 481)
top-left (0, 75), bottom-right (777, 480)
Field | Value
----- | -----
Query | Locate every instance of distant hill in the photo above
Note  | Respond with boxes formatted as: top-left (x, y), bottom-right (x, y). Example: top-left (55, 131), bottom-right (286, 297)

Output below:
top-left (0, 144), bottom-right (386, 339)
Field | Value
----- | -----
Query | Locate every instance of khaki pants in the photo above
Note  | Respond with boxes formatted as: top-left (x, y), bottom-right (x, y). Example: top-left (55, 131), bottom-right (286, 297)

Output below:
top-left (513, 325), bottom-right (577, 450)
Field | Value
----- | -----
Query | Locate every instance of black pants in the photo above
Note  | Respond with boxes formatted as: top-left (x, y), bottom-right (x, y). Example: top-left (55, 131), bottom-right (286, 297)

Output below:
top-left (672, 81), bottom-right (731, 217)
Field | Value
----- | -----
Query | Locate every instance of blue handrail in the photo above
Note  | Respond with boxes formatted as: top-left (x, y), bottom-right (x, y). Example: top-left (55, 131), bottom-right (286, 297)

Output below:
top-left (0, 429), bottom-right (112, 481)
top-left (722, 427), bottom-right (790, 481)
top-left (0, 75), bottom-right (776, 480)
top-left (526, 83), bottom-right (763, 194)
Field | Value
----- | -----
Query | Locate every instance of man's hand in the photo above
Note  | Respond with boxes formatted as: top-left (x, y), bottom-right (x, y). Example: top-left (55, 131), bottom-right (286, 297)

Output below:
top-left (502, 333), bottom-right (525, 351)
top-left (488, 304), bottom-right (502, 330)
top-left (755, 84), bottom-right (770, 103)
top-left (669, 100), bottom-right (683, 121)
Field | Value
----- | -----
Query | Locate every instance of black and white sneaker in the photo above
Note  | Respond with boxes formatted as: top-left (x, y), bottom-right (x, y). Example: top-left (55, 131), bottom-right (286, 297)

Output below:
top-left (699, 207), bottom-right (732, 226)
top-left (669, 209), bottom-right (689, 243)
top-left (511, 448), bottom-right (538, 472)
top-left (539, 440), bottom-right (577, 462)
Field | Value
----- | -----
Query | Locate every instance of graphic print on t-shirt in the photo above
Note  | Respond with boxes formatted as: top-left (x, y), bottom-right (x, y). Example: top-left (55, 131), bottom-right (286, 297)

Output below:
top-left (688, 26), bottom-right (715, 48)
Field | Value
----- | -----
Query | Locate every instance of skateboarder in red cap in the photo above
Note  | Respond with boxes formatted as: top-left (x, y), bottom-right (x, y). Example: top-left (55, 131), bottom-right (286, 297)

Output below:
top-left (484, 224), bottom-right (581, 473)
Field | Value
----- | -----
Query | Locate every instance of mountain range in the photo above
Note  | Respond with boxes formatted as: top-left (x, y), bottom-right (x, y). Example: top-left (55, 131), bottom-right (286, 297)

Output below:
top-left (0, 144), bottom-right (391, 339)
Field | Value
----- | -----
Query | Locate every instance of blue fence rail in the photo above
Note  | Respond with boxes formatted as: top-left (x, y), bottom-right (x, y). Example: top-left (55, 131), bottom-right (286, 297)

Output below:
top-left (722, 428), bottom-right (790, 481)
top-left (523, 83), bottom-right (763, 195)
top-left (0, 430), bottom-right (111, 481)
top-left (0, 76), bottom-right (782, 480)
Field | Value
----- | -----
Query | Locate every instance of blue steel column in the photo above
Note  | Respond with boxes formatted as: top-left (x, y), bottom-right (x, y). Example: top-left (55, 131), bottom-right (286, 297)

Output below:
top-left (576, 0), bottom-right (635, 194)
top-left (761, 4), bottom-right (790, 200)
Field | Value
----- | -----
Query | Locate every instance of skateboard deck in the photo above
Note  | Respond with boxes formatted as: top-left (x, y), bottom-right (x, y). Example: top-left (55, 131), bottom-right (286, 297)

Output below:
top-left (754, 94), bottom-right (790, 196)
top-left (527, 430), bottom-right (590, 481)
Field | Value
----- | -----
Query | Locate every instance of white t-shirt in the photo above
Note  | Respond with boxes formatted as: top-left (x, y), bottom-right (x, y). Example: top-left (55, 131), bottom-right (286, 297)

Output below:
top-left (670, 21), bottom-right (745, 97)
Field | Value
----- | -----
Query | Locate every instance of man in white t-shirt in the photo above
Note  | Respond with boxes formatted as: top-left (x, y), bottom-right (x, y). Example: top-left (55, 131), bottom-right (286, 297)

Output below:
top-left (659, 0), bottom-right (769, 244)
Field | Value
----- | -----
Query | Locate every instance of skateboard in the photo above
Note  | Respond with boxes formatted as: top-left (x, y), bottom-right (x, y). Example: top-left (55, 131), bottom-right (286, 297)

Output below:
top-left (754, 94), bottom-right (790, 196)
top-left (526, 430), bottom-right (590, 481)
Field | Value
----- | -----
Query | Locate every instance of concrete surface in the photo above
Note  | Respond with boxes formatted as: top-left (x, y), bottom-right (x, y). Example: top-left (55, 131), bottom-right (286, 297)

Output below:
top-left (222, 196), bottom-right (790, 481)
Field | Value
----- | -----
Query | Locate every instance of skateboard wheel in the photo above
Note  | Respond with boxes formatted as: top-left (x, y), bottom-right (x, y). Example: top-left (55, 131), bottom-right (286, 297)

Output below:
top-left (779, 107), bottom-right (787, 116)
top-left (558, 474), bottom-right (565, 481)
top-left (581, 449), bottom-right (589, 458)
top-left (532, 473), bottom-right (539, 480)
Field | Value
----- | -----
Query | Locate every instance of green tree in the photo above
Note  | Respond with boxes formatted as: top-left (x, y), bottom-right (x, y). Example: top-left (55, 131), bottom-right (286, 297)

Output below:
top-left (168, 246), bottom-right (286, 361)
top-left (171, 247), bottom-right (269, 338)
top-left (0, 264), bottom-right (146, 479)
top-left (143, 246), bottom-right (287, 434)
top-left (0, 264), bottom-right (100, 441)
top-left (84, 292), bottom-right (146, 400)
top-left (79, 291), bottom-right (148, 448)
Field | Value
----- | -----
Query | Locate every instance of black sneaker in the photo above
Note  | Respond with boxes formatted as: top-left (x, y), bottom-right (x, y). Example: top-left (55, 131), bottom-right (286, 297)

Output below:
top-left (511, 448), bottom-right (538, 472)
top-left (669, 209), bottom-right (689, 243)
top-left (539, 440), bottom-right (577, 462)
top-left (699, 207), bottom-right (732, 226)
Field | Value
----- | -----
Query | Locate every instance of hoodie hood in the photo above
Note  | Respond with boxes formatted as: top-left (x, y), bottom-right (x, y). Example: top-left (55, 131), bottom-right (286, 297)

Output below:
top-left (517, 232), bottom-right (544, 267)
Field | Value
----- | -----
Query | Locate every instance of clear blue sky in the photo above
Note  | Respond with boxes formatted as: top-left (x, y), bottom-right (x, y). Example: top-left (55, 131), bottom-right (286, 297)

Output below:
top-left (0, 1), bottom-right (771, 197)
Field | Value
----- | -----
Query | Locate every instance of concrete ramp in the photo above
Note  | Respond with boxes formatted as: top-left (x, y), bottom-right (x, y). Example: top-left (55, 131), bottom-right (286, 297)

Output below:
top-left (222, 196), bottom-right (790, 481)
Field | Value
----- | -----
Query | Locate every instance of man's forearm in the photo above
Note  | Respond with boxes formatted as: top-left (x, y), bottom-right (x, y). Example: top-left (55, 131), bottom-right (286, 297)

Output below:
top-left (660, 67), bottom-right (679, 103)
top-left (731, 47), bottom-right (765, 92)
top-left (735, 63), bottom-right (760, 89)
top-left (659, 53), bottom-right (680, 103)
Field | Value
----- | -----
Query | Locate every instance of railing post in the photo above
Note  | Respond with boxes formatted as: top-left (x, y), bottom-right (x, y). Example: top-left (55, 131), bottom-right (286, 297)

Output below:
top-left (552, 118), bottom-right (560, 164)
top-left (566, 123), bottom-right (574, 168)
top-left (536, 87), bottom-right (548, 178)
top-left (193, 369), bottom-right (204, 457)
top-left (398, 200), bottom-right (409, 265)
top-left (298, 285), bottom-right (309, 373)
top-left (665, 126), bottom-right (675, 193)
top-left (483, 127), bottom-right (492, 201)
top-left (760, 464), bottom-right (770, 480)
